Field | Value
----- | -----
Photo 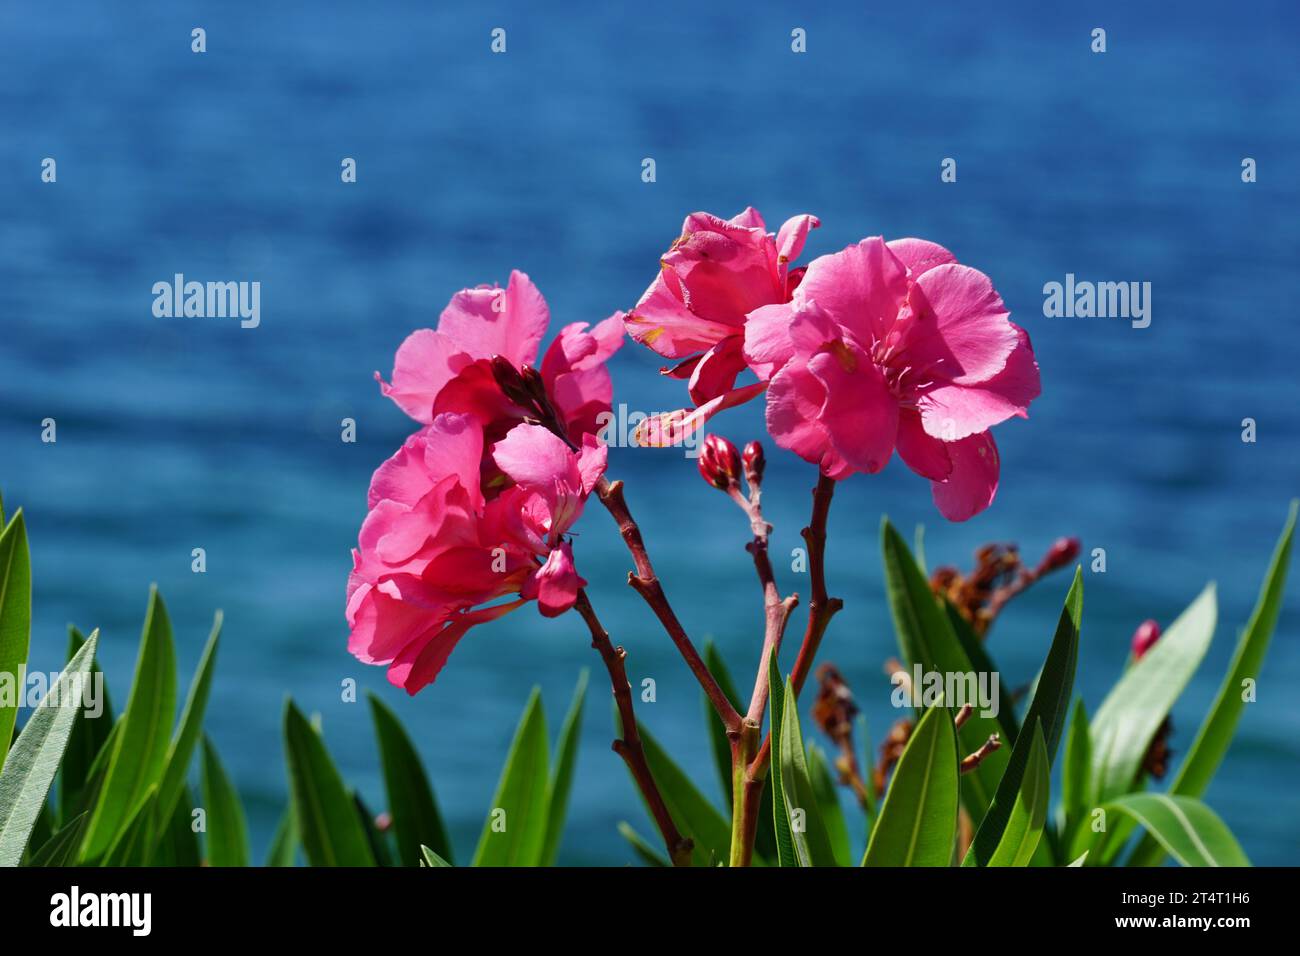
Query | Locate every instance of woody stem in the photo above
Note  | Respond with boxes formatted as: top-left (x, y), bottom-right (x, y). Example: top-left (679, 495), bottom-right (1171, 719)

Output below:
top-left (596, 476), bottom-right (743, 737)
top-left (573, 589), bottom-right (693, 867)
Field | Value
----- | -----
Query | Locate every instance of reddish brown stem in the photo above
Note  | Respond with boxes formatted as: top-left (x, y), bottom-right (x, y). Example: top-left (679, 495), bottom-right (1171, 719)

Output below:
top-left (596, 476), bottom-right (743, 736)
top-left (748, 473), bottom-right (843, 778)
top-left (573, 589), bottom-right (694, 867)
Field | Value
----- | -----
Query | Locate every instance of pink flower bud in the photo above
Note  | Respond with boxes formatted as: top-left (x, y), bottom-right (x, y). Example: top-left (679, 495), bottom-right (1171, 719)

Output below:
top-left (742, 440), bottom-right (765, 486)
top-left (698, 434), bottom-right (741, 491)
top-left (1035, 536), bottom-right (1081, 576)
top-left (1131, 619), bottom-right (1161, 660)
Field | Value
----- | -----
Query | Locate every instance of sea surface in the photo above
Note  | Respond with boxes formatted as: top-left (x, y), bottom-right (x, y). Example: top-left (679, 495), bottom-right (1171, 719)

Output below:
top-left (1, 1), bottom-right (1297, 864)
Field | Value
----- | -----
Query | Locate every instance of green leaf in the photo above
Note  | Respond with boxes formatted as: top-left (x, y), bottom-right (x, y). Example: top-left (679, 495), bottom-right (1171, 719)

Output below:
top-left (473, 687), bottom-right (550, 866)
top-left (265, 807), bottom-right (297, 867)
top-left (637, 724), bottom-right (732, 867)
top-left (25, 811), bottom-right (89, 867)
top-left (880, 519), bottom-right (1010, 818)
top-left (367, 692), bottom-right (453, 867)
top-left (283, 700), bottom-right (375, 867)
top-left (81, 587), bottom-right (179, 861)
top-left (775, 676), bottom-right (838, 866)
top-left (1129, 502), bottom-right (1296, 867)
top-left (58, 625), bottom-right (114, 822)
top-left (200, 737), bottom-right (248, 866)
top-left (101, 786), bottom-right (158, 865)
top-left (0, 510), bottom-right (32, 771)
top-left (1060, 698), bottom-right (1092, 845)
top-left (808, 743), bottom-right (851, 867)
top-left (966, 569), bottom-right (1082, 866)
top-left (618, 821), bottom-right (668, 867)
top-left (151, 786), bottom-right (201, 867)
top-left (863, 704), bottom-right (959, 867)
top-left (767, 649), bottom-right (797, 867)
top-left (1090, 584), bottom-right (1217, 805)
top-left (420, 844), bottom-right (452, 867)
top-left (541, 669), bottom-right (587, 866)
top-left (1105, 794), bottom-right (1248, 867)
top-left (986, 720), bottom-right (1049, 867)
top-left (1068, 851), bottom-right (1089, 867)
top-left (0, 631), bottom-right (100, 865)
top-left (151, 611), bottom-right (222, 849)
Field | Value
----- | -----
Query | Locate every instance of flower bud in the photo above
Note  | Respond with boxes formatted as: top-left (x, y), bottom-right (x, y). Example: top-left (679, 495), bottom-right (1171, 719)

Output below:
top-left (489, 354), bottom-right (533, 408)
top-left (1131, 619), bottom-right (1161, 660)
top-left (742, 440), bottom-right (765, 486)
top-left (698, 434), bottom-right (741, 491)
top-left (1035, 536), bottom-right (1080, 576)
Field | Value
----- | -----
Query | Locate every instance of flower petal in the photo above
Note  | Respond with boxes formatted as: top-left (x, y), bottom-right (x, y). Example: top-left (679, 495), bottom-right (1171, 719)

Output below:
top-left (436, 270), bottom-right (550, 367)
top-left (909, 263), bottom-right (1018, 385)
top-left (807, 348), bottom-right (898, 475)
top-left (930, 431), bottom-right (1000, 522)
top-left (375, 329), bottom-right (471, 424)
top-left (918, 325), bottom-right (1041, 439)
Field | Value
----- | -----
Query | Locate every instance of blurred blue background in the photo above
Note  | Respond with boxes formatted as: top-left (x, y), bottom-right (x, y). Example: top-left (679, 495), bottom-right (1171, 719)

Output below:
top-left (1, 1), bottom-right (1297, 864)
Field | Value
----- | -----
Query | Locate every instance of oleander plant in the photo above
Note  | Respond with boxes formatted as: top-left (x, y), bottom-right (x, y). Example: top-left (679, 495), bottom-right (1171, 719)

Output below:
top-left (0, 207), bottom-right (1294, 867)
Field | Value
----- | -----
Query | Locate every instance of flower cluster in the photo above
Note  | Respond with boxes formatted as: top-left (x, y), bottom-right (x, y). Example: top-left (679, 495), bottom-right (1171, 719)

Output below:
top-left (347, 271), bottom-right (623, 692)
top-left (626, 208), bottom-right (1041, 520)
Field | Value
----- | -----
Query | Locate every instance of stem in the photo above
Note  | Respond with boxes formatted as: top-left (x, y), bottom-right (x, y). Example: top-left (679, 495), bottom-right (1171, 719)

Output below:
top-left (596, 476), bottom-right (743, 736)
top-left (727, 719), bottom-right (760, 867)
top-left (748, 473), bottom-right (843, 778)
top-left (573, 589), bottom-right (694, 867)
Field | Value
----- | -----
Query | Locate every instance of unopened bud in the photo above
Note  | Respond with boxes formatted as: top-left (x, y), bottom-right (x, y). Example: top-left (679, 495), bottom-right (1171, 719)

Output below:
top-left (698, 434), bottom-right (741, 491)
top-left (489, 355), bottom-right (534, 408)
top-left (1035, 536), bottom-right (1081, 576)
top-left (1131, 619), bottom-right (1161, 660)
top-left (742, 440), bottom-right (765, 486)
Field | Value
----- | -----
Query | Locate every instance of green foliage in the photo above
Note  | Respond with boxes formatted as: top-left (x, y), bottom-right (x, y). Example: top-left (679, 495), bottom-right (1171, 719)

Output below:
top-left (863, 704), bottom-right (959, 867)
top-left (0, 510), bottom-right (33, 771)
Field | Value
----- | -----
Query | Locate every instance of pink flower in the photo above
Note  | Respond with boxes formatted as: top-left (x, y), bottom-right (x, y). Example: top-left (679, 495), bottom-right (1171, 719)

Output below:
top-left (745, 237), bottom-right (1040, 521)
top-left (624, 207), bottom-right (818, 437)
top-left (347, 414), bottom-right (607, 694)
top-left (376, 269), bottom-right (624, 446)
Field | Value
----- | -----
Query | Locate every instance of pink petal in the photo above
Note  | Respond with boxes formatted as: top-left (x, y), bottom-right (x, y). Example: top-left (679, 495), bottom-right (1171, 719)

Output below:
top-left (908, 263), bottom-right (1018, 385)
top-left (794, 238), bottom-right (910, 345)
top-left (375, 330), bottom-right (471, 424)
top-left (807, 348), bottom-right (898, 475)
top-left (775, 214), bottom-right (820, 287)
top-left (625, 271), bottom-right (739, 358)
top-left (896, 409), bottom-right (952, 481)
top-left (886, 238), bottom-right (955, 279)
top-left (492, 423), bottom-right (580, 492)
top-left (930, 431), bottom-right (1000, 522)
top-left (743, 302), bottom-right (798, 380)
top-left (688, 335), bottom-right (746, 404)
top-left (389, 599), bottom-right (527, 694)
top-left (524, 540), bottom-right (587, 618)
top-left (918, 325), bottom-right (1041, 439)
top-left (765, 359), bottom-right (834, 465)
top-left (436, 270), bottom-right (550, 367)
top-left (728, 207), bottom-right (767, 229)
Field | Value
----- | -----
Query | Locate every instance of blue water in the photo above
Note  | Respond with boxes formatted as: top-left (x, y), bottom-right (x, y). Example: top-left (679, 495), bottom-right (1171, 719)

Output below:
top-left (2, 1), bottom-right (1297, 865)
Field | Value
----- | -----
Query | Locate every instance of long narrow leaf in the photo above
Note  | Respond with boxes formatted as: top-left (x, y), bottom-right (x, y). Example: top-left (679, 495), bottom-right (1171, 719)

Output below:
top-left (1106, 794), bottom-right (1248, 867)
top-left (58, 626), bottom-right (114, 822)
top-left (473, 687), bottom-right (549, 866)
top-left (201, 737), bottom-right (249, 866)
top-left (541, 669), bottom-right (587, 866)
top-left (863, 704), bottom-right (959, 867)
top-left (367, 692), bottom-right (453, 867)
top-left (81, 587), bottom-right (179, 861)
top-left (283, 700), bottom-right (374, 867)
top-left (0, 631), bottom-right (99, 865)
top-left (966, 569), bottom-right (1081, 865)
top-left (986, 720), bottom-right (1049, 867)
top-left (0, 511), bottom-right (32, 771)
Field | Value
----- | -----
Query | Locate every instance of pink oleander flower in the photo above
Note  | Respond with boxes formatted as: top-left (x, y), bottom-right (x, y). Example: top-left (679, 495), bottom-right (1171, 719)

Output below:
top-left (351, 271), bottom-right (623, 693)
top-left (376, 269), bottom-right (624, 446)
top-left (745, 237), bottom-right (1040, 521)
top-left (624, 207), bottom-right (819, 435)
top-left (347, 413), bottom-right (607, 694)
